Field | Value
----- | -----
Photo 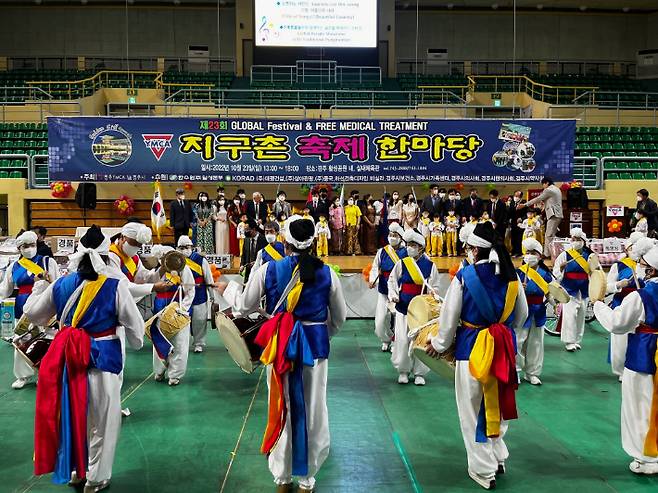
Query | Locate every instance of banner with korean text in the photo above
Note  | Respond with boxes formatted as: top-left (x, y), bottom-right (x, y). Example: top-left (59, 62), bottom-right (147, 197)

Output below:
top-left (48, 117), bottom-right (575, 183)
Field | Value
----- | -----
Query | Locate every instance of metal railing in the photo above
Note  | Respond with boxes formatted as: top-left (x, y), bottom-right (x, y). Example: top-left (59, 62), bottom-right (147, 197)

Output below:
top-left (573, 156), bottom-right (602, 189)
top-left (0, 153), bottom-right (32, 186)
top-left (0, 99), bottom-right (83, 123)
top-left (250, 63), bottom-right (382, 86)
top-left (466, 75), bottom-right (599, 103)
top-left (573, 90), bottom-right (658, 109)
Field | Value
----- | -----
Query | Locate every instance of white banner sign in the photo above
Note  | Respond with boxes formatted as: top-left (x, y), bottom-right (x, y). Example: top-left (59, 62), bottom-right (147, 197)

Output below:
top-left (606, 205), bottom-right (625, 217)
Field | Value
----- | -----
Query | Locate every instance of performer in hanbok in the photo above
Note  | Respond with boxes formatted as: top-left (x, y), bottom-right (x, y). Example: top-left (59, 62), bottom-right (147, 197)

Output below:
top-left (177, 236), bottom-right (218, 353)
top-left (0, 230), bottom-right (60, 389)
top-left (427, 222), bottom-right (527, 490)
top-left (150, 245), bottom-right (195, 386)
top-left (249, 221), bottom-right (286, 281)
top-left (219, 215), bottom-right (346, 493)
top-left (593, 245), bottom-right (658, 476)
top-left (368, 222), bottom-right (407, 352)
top-left (516, 238), bottom-right (552, 385)
top-left (606, 232), bottom-right (646, 380)
top-left (24, 225), bottom-right (144, 493)
top-left (387, 228), bottom-right (440, 385)
top-left (552, 228), bottom-right (597, 352)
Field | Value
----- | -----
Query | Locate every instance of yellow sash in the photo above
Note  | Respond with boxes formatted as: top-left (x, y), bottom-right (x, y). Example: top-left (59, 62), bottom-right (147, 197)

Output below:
top-left (645, 348), bottom-right (658, 457)
top-left (566, 249), bottom-right (591, 274)
top-left (519, 265), bottom-right (549, 294)
top-left (468, 279), bottom-right (519, 438)
top-left (71, 276), bottom-right (107, 328)
top-left (384, 245), bottom-right (400, 264)
top-left (265, 244), bottom-right (284, 261)
top-left (620, 257), bottom-right (637, 270)
top-left (402, 257), bottom-right (425, 285)
top-left (109, 243), bottom-right (137, 277)
top-left (285, 265), bottom-right (303, 312)
top-left (185, 258), bottom-right (203, 276)
top-left (165, 272), bottom-right (181, 285)
top-left (18, 257), bottom-right (45, 278)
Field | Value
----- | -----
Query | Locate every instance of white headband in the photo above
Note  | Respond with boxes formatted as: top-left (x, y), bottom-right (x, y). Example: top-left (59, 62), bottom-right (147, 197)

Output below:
top-left (466, 232), bottom-right (492, 249)
top-left (68, 234), bottom-right (111, 274)
top-left (643, 246), bottom-right (658, 270)
top-left (388, 222), bottom-right (404, 236)
top-left (16, 231), bottom-right (38, 248)
top-left (522, 238), bottom-right (543, 254)
top-left (177, 235), bottom-right (193, 247)
top-left (122, 223), bottom-right (152, 244)
top-left (403, 229), bottom-right (425, 247)
top-left (284, 215), bottom-right (314, 250)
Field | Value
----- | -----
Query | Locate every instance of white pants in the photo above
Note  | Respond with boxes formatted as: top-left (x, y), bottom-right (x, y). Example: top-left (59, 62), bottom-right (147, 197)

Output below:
top-left (560, 294), bottom-right (587, 345)
top-left (610, 333), bottom-right (629, 377)
top-left (153, 324), bottom-right (190, 380)
top-left (13, 349), bottom-right (35, 380)
top-left (269, 359), bottom-right (330, 490)
top-left (87, 368), bottom-right (122, 484)
top-left (374, 293), bottom-right (393, 344)
top-left (455, 361), bottom-right (509, 479)
top-left (191, 303), bottom-right (209, 348)
top-left (516, 323), bottom-right (544, 378)
top-left (621, 369), bottom-right (658, 464)
top-left (391, 312), bottom-right (429, 377)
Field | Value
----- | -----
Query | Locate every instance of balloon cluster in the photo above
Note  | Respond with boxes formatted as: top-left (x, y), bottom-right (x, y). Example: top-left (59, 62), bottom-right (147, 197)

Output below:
top-left (183, 182), bottom-right (193, 191)
top-left (114, 195), bottom-right (135, 216)
top-left (50, 181), bottom-right (73, 198)
top-left (607, 219), bottom-right (622, 234)
top-left (210, 264), bottom-right (222, 282)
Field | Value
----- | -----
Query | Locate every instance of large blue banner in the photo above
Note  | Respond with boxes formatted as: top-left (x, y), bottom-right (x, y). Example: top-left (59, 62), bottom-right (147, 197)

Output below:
top-left (48, 117), bottom-right (574, 183)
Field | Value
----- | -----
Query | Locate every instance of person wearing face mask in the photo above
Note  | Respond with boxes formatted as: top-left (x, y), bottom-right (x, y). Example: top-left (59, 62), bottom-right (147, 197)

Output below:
top-left (508, 191), bottom-right (525, 257)
top-left (633, 209), bottom-right (649, 235)
top-left (387, 228), bottom-right (440, 385)
top-left (388, 191), bottom-right (403, 225)
top-left (443, 189), bottom-right (462, 220)
top-left (24, 225), bottom-right (144, 493)
top-left (315, 215), bottom-right (331, 257)
top-left (214, 193), bottom-right (230, 255)
top-left (328, 198), bottom-right (345, 254)
top-left (240, 218), bottom-right (267, 281)
top-left (421, 184), bottom-right (443, 220)
top-left (368, 222), bottom-right (408, 352)
top-left (593, 244), bottom-right (658, 476)
top-left (344, 197), bottom-right (362, 255)
top-left (193, 192), bottom-right (215, 254)
top-left (605, 232), bottom-right (647, 380)
top-left (177, 236), bottom-right (218, 353)
top-left (445, 209), bottom-right (460, 257)
top-left (429, 213), bottom-right (444, 257)
top-left (249, 222), bottom-right (286, 282)
top-left (108, 223), bottom-right (162, 296)
top-left (227, 196), bottom-right (244, 256)
top-left (170, 188), bottom-right (194, 245)
top-left (461, 188), bottom-right (484, 224)
top-left (272, 190), bottom-right (292, 220)
top-left (0, 230), bottom-right (60, 389)
top-left (150, 244), bottom-right (195, 386)
top-left (552, 228), bottom-right (597, 352)
top-left (516, 238), bottom-right (553, 386)
top-left (426, 222), bottom-right (527, 490)
top-left (402, 193), bottom-right (419, 230)
top-left (517, 176), bottom-right (563, 257)
top-left (634, 188), bottom-right (657, 236)
top-left (237, 188), bottom-right (247, 207)
top-left (486, 189), bottom-right (507, 238)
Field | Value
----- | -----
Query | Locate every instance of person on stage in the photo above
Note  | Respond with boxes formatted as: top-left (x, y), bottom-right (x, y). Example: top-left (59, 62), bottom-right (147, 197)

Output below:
top-left (219, 215), bottom-right (347, 493)
top-left (427, 222), bottom-right (527, 490)
top-left (516, 238), bottom-right (552, 385)
top-left (387, 228), bottom-right (440, 386)
top-left (605, 232), bottom-right (646, 380)
top-left (24, 225), bottom-right (144, 493)
top-left (176, 236), bottom-right (218, 354)
top-left (150, 245), bottom-right (195, 386)
top-left (344, 196), bottom-right (362, 255)
top-left (552, 228), bottom-right (597, 352)
top-left (249, 221), bottom-right (286, 280)
top-left (593, 245), bottom-right (658, 476)
top-left (315, 215), bottom-right (331, 258)
top-left (428, 213), bottom-right (444, 257)
top-left (0, 230), bottom-right (60, 389)
top-left (445, 208), bottom-right (460, 257)
top-left (368, 222), bottom-right (407, 352)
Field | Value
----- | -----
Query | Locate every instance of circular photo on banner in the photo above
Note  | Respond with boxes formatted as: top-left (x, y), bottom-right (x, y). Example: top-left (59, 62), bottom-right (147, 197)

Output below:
top-left (492, 150), bottom-right (509, 167)
top-left (91, 129), bottom-right (132, 167)
top-left (521, 158), bottom-right (537, 173)
top-left (502, 141), bottom-right (518, 153)
top-left (517, 141), bottom-right (536, 159)
top-left (507, 154), bottom-right (523, 171)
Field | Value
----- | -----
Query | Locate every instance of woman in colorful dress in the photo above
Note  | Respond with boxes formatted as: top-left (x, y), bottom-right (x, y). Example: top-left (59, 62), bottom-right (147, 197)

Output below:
top-left (193, 192), bottom-right (215, 254)
top-left (214, 195), bottom-right (230, 254)
top-left (329, 197), bottom-right (345, 254)
top-left (402, 193), bottom-right (419, 230)
top-left (227, 195), bottom-right (243, 257)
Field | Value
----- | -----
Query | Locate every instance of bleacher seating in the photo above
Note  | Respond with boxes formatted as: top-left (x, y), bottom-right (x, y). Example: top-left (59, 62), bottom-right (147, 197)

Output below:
top-left (576, 126), bottom-right (658, 181)
top-left (0, 122), bottom-right (48, 179)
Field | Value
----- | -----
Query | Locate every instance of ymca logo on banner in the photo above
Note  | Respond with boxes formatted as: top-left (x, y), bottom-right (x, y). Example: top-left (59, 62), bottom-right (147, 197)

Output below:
top-left (142, 134), bottom-right (174, 161)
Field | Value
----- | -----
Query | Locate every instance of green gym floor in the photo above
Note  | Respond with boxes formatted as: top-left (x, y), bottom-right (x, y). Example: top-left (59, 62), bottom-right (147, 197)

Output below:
top-left (1, 320), bottom-right (657, 493)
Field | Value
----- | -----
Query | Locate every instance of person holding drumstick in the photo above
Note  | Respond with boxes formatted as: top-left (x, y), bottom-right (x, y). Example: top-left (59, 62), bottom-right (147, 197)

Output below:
top-left (0, 230), bottom-right (60, 389)
top-left (248, 221), bottom-right (286, 281)
top-left (516, 238), bottom-right (553, 386)
top-left (368, 222), bottom-right (407, 352)
top-left (605, 232), bottom-right (646, 380)
top-left (426, 222), bottom-right (527, 490)
top-left (177, 235), bottom-right (219, 354)
top-left (387, 228), bottom-right (440, 386)
top-left (24, 225), bottom-right (144, 493)
top-left (150, 245), bottom-right (195, 386)
top-left (552, 228), bottom-right (597, 352)
top-left (593, 244), bottom-right (658, 476)
top-left (218, 215), bottom-right (346, 493)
